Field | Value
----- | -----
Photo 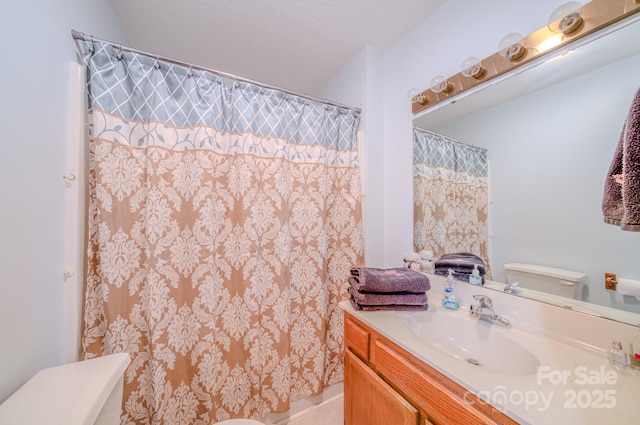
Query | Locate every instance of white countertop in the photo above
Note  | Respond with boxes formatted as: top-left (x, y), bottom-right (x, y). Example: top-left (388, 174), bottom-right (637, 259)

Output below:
top-left (341, 273), bottom-right (640, 424)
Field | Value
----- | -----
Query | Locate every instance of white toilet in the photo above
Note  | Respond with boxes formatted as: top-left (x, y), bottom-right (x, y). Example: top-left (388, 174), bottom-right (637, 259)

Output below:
top-left (215, 420), bottom-right (265, 425)
top-left (504, 262), bottom-right (586, 300)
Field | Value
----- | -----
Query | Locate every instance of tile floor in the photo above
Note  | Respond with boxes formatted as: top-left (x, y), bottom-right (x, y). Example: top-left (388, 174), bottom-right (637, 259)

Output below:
top-left (268, 393), bottom-right (343, 425)
top-left (284, 394), bottom-right (343, 425)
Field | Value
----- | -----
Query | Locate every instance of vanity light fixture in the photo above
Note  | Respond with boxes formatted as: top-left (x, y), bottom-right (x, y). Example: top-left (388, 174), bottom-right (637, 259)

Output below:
top-left (411, 0), bottom-right (640, 115)
top-left (548, 2), bottom-right (584, 34)
top-left (498, 32), bottom-right (526, 61)
top-left (430, 75), bottom-right (453, 94)
top-left (460, 56), bottom-right (485, 79)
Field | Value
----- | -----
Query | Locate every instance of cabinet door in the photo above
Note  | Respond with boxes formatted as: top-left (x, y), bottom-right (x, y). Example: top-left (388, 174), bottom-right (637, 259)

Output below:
top-left (344, 349), bottom-right (419, 425)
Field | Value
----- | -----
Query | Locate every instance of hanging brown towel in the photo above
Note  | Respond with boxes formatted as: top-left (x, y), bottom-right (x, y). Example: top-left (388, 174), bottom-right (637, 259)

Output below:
top-left (603, 88), bottom-right (640, 232)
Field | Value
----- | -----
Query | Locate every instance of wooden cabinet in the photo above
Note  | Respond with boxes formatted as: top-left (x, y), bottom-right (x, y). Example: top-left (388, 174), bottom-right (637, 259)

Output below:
top-left (344, 312), bottom-right (518, 425)
top-left (345, 349), bottom-right (419, 425)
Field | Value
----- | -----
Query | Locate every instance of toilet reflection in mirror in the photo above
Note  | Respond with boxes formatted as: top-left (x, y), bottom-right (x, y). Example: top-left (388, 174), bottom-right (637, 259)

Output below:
top-left (503, 263), bottom-right (585, 300)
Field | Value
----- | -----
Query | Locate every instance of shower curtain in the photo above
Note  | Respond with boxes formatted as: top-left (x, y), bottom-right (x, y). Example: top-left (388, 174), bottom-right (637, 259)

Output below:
top-left (79, 40), bottom-right (363, 424)
top-left (412, 128), bottom-right (490, 274)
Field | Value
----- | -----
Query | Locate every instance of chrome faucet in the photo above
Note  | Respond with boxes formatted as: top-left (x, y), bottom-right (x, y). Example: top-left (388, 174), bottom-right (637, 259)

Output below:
top-left (469, 295), bottom-right (511, 328)
top-left (504, 281), bottom-right (523, 296)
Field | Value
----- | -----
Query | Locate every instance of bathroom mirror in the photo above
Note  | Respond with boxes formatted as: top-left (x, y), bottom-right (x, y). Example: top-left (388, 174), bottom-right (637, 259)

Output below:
top-left (412, 13), bottom-right (640, 325)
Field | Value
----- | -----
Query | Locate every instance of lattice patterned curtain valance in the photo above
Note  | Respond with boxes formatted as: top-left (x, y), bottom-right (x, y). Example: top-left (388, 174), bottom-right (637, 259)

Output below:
top-left (413, 128), bottom-right (488, 182)
top-left (84, 41), bottom-right (360, 156)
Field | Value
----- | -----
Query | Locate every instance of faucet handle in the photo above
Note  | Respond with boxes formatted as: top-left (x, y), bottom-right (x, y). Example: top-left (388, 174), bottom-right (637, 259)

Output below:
top-left (504, 281), bottom-right (523, 295)
top-left (472, 294), bottom-right (493, 308)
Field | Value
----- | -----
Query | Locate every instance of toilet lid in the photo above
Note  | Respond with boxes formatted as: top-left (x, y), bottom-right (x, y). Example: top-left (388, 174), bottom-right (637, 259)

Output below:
top-left (215, 420), bottom-right (265, 425)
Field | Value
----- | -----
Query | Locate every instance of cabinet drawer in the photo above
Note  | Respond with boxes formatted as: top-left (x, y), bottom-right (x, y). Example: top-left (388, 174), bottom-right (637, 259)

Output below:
top-left (344, 313), bottom-right (370, 361)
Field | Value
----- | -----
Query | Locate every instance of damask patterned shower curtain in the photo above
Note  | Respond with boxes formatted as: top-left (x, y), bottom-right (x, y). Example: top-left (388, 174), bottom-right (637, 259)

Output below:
top-left (413, 128), bottom-right (490, 275)
top-left (79, 40), bottom-right (363, 424)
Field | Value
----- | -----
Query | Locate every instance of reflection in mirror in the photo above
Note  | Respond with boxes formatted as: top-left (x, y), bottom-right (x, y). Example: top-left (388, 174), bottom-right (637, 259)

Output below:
top-left (412, 15), bottom-right (640, 325)
top-left (412, 128), bottom-right (490, 273)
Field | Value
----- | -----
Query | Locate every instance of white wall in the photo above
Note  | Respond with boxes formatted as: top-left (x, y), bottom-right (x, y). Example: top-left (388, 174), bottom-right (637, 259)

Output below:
top-left (0, 0), bottom-right (126, 402)
top-left (317, 47), bottom-right (386, 268)
top-left (381, 0), bottom-right (578, 267)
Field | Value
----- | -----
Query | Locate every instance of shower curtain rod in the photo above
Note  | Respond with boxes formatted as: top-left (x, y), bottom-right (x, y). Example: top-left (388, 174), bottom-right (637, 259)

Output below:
top-left (414, 127), bottom-right (484, 150)
top-left (71, 29), bottom-right (361, 114)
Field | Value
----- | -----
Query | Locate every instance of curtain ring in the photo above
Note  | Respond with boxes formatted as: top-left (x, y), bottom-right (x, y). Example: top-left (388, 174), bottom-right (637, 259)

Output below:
top-left (63, 174), bottom-right (76, 183)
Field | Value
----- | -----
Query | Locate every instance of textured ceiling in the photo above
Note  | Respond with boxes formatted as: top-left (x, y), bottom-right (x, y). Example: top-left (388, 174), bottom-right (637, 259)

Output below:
top-left (111, 0), bottom-right (445, 95)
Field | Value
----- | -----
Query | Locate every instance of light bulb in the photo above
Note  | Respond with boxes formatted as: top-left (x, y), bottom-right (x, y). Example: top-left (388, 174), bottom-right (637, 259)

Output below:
top-left (430, 75), bottom-right (452, 94)
top-left (548, 2), bottom-right (583, 34)
top-left (498, 32), bottom-right (526, 61)
top-left (460, 57), bottom-right (485, 78)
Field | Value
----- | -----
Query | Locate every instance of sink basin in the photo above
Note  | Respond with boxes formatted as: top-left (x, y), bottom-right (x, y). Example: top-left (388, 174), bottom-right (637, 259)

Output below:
top-left (402, 310), bottom-right (541, 376)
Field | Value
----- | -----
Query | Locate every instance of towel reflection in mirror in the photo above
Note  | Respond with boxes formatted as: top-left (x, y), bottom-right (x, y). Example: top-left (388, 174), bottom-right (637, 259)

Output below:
top-left (602, 87), bottom-right (640, 232)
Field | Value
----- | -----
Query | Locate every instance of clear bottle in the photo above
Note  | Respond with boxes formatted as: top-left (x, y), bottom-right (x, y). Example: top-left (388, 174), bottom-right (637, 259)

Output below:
top-left (468, 264), bottom-right (481, 286)
top-left (607, 341), bottom-right (629, 368)
top-left (442, 269), bottom-right (460, 311)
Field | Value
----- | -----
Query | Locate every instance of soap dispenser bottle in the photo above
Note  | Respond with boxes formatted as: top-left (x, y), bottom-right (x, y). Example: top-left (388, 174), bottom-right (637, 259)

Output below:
top-left (468, 264), bottom-right (481, 286)
top-left (442, 269), bottom-right (460, 311)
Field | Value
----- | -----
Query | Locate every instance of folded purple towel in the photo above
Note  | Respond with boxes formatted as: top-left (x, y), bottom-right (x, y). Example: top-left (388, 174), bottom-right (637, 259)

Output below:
top-left (348, 281), bottom-right (428, 306)
top-left (349, 267), bottom-right (430, 293)
top-left (434, 252), bottom-right (486, 275)
top-left (349, 295), bottom-right (429, 311)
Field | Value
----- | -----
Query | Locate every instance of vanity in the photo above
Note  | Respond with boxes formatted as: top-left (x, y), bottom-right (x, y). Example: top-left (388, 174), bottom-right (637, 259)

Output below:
top-left (344, 309), bottom-right (517, 424)
top-left (341, 273), bottom-right (640, 425)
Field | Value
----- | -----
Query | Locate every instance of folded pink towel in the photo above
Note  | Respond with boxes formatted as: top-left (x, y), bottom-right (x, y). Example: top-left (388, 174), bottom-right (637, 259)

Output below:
top-left (348, 281), bottom-right (427, 306)
top-left (349, 295), bottom-right (429, 311)
top-left (349, 267), bottom-right (430, 293)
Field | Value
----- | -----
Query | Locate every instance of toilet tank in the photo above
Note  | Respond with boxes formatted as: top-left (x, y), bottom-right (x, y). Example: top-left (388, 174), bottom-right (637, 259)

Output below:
top-left (0, 353), bottom-right (130, 425)
top-left (503, 263), bottom-right (586, 300)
